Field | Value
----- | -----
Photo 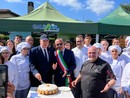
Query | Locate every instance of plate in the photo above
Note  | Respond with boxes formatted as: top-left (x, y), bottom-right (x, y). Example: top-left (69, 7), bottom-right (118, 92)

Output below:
top-left (58, 87), bottom-right (71, 92)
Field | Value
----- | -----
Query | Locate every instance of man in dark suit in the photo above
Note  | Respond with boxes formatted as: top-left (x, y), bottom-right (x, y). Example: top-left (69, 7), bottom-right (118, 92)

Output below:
top-left (53, 38), bottom-right (76, 87)
top-left (29, 34), bottom-right (56, 86)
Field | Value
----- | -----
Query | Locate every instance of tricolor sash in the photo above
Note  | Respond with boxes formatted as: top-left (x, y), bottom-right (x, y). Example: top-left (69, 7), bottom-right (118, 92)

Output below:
top-left (55, 50), bottom-right (72, 87)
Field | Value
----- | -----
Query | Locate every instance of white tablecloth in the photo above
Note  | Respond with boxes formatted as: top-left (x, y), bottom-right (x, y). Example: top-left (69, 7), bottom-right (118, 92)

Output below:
top-left (27, 87), bottom-right (74, 98)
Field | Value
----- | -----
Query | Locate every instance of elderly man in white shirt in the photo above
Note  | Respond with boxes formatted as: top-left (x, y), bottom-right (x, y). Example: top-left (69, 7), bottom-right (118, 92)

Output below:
top-left (72, 35), bottom-right (88, 98)
top-left (10, 42), bottom-right (31, 98)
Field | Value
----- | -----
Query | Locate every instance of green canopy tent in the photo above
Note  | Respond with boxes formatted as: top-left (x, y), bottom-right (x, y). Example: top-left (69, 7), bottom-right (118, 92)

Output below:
top-left (98, 6), bottom-right (130, 35)
top-left (0, 2), bottom-right (98, 34)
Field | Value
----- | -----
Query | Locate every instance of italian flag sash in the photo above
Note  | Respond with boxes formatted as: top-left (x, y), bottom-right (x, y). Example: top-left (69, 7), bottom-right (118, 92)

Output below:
top-left (55, 50), bottom-right (72, 88)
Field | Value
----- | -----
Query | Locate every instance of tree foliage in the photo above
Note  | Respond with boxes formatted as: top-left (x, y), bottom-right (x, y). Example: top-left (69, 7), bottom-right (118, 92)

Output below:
top-left (121, 4), bottom-right (130, 14)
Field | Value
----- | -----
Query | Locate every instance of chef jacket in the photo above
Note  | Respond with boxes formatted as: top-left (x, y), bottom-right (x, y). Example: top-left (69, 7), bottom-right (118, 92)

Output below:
top-left (80, 57), bottom-right (116, 98)
top-left (10, 53), bottom-right (30, 90)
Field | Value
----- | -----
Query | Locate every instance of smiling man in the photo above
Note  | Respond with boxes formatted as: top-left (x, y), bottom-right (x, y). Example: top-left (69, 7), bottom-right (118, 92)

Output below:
top-left (72, 46), bottom-right (116, 98)
top-left (53, 38), bottom-right (76, 87)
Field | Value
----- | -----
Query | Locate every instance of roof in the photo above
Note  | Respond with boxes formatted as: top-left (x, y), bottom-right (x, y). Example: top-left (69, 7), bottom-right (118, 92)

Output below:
top-left (0, 9), bottom-right (19, 17)
top-left (99, 6), bottom-right (130, 26)
top-left (8, 2), bottom-right (80, 23)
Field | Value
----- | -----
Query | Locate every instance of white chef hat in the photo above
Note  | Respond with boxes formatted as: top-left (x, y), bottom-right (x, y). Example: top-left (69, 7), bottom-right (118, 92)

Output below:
top-left (0, 46), bottom-right (3, 52)
top-left (0, 46), bottom-right (10, 53)
top-left (93, 43), bottom-right (104, 51)
top-left (126, 40), bottom-right (130, 47)
top-left (126, 47), bottom-right (130, 54)
top-left (125, 36), bottom-right (130, 41)
top-left (16, 42), bottom-right (30, 52)
top-left (108, 45), bottom-right (121, 54)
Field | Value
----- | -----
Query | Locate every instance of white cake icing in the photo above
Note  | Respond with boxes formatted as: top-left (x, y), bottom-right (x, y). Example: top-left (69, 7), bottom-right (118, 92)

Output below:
top-left (37, 84), bottom-right (58, 95)
top-left (38, 84), bottom-right (57, 91)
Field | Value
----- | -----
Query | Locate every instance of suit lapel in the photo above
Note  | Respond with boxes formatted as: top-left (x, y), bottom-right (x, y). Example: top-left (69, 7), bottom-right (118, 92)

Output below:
top-left (47, 48), bottom-right (50, 61)
top-left (63, 49), bottom-right (67, 62)
top-left (38, 46), bottom-right (45, 59)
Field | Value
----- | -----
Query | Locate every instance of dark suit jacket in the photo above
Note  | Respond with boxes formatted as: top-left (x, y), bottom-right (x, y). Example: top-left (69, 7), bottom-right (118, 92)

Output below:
top-left (29, 46), bottom-right (56, 86)
top-left (54, 49), bottom-right (76, 86)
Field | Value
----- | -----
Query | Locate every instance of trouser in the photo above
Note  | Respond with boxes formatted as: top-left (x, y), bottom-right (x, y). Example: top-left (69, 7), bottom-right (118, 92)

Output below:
top-left (108, 88), bottom-right (124, 98)
top-left (71, 81), bottom-right (82, 98)
top-left (15, 88), bottom-right (29, 98)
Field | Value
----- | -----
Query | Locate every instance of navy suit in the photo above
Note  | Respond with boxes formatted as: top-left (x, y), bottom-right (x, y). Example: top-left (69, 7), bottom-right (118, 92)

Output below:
top-left (54, 49), bottom-right (76, 86)
top-left (29, 46), bottom-right (56, 86)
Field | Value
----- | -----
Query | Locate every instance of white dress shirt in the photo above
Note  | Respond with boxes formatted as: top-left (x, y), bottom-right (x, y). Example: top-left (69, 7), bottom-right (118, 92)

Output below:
top-left (121, 62), bottom-right (130, 93)
top-left (10, 53), bottom-right (30, 90)
top-left (72, 46), bottom-right (88, 78)
top-left (84, 44), bottom-right (92, 49)
top-left (121, 51), bottom-right (130, 64)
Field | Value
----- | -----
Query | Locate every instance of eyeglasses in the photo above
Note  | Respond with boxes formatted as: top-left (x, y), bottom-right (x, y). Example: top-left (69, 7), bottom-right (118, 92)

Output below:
top-left (1, 52), bottom-right (10, 54)
top-left (56, 43), bottom-right (62, 46)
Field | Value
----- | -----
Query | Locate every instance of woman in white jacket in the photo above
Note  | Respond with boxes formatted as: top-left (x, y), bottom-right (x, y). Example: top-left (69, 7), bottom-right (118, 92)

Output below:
top-left (0, 46), bottom-right (18, 91)
top-left (108, 45), bottom-right (126, 98)
top-left (10, 42), bottom-right (30, 98)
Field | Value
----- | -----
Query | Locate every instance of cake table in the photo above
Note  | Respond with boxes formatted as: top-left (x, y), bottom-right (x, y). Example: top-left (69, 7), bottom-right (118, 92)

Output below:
top-left (27, 87), bottom-right (74, 98)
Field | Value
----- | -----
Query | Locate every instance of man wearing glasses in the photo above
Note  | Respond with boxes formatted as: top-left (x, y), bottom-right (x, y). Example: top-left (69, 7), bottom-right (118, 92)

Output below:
top-left (52, 38), bottom-right (76, 87)
top-left (72, 35), bottom-right (88, 98)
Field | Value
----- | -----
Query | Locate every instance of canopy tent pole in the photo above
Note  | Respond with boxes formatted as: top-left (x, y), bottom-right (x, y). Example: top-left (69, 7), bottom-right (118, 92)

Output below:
top-left (96, 34), bottom-right (99, 43)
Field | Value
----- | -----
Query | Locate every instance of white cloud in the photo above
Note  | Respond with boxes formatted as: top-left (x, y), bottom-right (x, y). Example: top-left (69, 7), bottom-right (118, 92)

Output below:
top-left (35, 1), bottom-right (41, 4)
top-left (5, 0), bottom-right (23, 2)
top-left (85, 0), bottom-right (115, 15)
top-left (49, 0), bottom-right (82, 10)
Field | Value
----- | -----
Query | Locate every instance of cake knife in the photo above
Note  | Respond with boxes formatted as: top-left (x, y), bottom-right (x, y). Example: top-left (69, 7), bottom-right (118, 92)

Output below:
top-left (40, 80), bottom-right (45, 84)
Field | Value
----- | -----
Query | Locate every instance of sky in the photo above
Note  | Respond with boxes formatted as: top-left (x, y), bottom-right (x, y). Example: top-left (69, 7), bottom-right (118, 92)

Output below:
top-left (0, 0), bottom-right (130, 22)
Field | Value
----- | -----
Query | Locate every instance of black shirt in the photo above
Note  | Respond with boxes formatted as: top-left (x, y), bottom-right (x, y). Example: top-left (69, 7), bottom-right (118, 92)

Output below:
top-left (80, 58), bottom-right (116, 98)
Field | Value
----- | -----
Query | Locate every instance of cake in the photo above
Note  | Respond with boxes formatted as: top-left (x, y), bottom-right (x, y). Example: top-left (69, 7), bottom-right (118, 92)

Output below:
top-left (37, 84), bottom-right (58, 95)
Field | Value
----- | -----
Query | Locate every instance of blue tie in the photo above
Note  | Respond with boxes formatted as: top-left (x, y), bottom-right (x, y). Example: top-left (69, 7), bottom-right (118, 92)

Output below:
top-left (44, 49), bottom-right (47, 61)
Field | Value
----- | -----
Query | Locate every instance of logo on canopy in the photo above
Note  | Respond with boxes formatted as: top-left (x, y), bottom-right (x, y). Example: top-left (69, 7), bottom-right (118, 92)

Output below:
top-left (32, 23), bottom-right (60, 32)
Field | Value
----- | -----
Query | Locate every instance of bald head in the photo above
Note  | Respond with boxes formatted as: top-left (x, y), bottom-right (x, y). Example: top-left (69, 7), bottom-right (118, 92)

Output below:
top-left (88, 46), bottom-right (97, 52)
top-left (25, 36), bottom-right (34, 47)
top-left (88, 46), bottom-right (99, 62)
